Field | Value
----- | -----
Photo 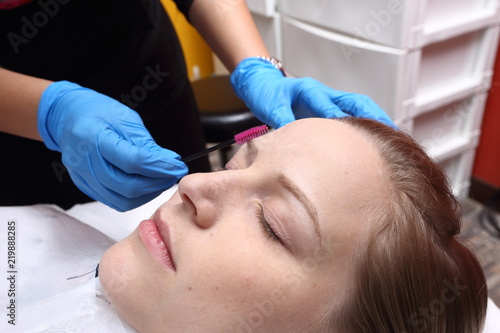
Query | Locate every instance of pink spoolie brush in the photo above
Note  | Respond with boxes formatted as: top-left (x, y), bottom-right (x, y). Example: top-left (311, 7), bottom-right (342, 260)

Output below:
top-left (181, 125), bottom-right (269, 163)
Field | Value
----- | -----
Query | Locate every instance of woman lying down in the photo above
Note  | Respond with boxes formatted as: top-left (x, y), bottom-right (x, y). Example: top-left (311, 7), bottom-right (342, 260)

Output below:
top-left (97, 117), bottom-right (488, 332)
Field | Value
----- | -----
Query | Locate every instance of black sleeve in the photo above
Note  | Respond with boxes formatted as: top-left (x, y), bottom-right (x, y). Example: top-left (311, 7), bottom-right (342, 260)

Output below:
top-left (172, 0), bottom-right (195, 20)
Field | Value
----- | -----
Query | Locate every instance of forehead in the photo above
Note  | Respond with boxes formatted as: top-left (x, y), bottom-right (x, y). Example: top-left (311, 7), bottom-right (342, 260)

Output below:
top-left (273, 118), bottom-right (364, 145)
top-left (267, 117), bottom-right (385, 234)
top-left (279, 117), bottom-right (383, 182)
top-left (270, 118), bottom-right (377, 163)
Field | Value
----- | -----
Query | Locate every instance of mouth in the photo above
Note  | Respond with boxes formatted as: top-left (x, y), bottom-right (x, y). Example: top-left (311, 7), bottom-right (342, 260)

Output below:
top-left (138, 218), bottom-right (176, 271)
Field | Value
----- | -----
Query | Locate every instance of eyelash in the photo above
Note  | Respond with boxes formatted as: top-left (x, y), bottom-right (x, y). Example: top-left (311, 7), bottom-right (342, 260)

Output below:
top-left (256, 204), bottom-right (280, 242)
top-left (224, 165), bottom-right (281, 243)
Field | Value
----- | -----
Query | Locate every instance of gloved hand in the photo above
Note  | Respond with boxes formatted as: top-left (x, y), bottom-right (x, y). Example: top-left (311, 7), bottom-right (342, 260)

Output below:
top-left (38, 81), bottom-right (188, 211)
top-left (230, 57), bottom-right (396, 129)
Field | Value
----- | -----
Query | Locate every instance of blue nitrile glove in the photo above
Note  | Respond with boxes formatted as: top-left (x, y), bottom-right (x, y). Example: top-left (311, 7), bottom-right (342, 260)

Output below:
top-left (230, 57), bottom-right (396, 129)
top-left (38, 81), bottom-right (188, 211)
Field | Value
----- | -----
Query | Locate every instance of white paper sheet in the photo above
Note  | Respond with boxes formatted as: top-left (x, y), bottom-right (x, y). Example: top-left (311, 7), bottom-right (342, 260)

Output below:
top-left (0, 204), bottom-right (134, 332)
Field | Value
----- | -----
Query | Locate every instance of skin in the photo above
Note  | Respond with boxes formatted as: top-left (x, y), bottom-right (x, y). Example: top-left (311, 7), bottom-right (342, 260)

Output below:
top-left (99, 118), bottom-right (388, 333)
top-left (189, 0), bottom-right (269, 72)
top-left (0, 68), bottom-right (50, 140)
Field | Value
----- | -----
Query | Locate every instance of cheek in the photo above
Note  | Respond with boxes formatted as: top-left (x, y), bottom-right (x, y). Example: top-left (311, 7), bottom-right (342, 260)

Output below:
top-left (177, 232), bottom-right (306, 327)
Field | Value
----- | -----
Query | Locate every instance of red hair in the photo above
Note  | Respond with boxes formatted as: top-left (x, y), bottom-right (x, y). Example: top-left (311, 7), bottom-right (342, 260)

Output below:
top-left (330, 117), bottom-right (487, 332)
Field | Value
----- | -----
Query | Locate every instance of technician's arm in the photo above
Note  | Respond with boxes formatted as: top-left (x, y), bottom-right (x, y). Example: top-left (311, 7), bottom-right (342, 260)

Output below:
top-left (186, 0), bottom-right (396, 129)
top-left (0, 67), bottom-right (50, 141)
top-left (188, 0), bottom-right (268, 72)
top-left (0, 68), bottom-right (187, 211)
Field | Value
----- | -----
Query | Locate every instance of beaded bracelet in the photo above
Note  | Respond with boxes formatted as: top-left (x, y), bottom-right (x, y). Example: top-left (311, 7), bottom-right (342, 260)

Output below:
top-left (257, 56), bottom-right (287, 76)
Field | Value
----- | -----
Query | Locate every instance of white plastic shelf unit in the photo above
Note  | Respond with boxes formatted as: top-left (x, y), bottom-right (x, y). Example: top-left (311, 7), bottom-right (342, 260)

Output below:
top-left (437, 146), bottom-right (479, 200)
top-left (281, 16), bottom-right (500, 123)
top-left (247, 0), bottom-right (282, 59)
top-left (413, 28), bottom-right (500, 117)
top-left (246, 0), bottom-right (276, 17)
top-left (409, 92), bottom-right (489, 199)
top-left (410, 93), bottom-right (488, 160)
top-left (279, 0), bottom-right (500, 49)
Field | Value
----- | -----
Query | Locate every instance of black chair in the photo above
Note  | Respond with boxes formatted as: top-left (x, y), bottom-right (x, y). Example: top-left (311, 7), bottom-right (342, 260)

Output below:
top-left (191, 75), bottom-right (263, 166)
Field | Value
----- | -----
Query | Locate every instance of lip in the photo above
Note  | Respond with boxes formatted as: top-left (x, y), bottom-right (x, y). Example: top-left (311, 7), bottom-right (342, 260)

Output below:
top-left (138, 218), bottom-right (176, 271)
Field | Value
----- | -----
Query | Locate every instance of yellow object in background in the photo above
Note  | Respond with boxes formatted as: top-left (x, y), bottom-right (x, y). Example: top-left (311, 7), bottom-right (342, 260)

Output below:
top-left (161, 0), bottom-right (215, 80)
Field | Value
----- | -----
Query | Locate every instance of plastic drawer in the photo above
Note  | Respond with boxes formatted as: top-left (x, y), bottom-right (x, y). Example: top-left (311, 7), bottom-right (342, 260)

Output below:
top-left (410, 93), bottom-right (487, 161)
top-left (413, 26), bottom-right (500, 116)
top-left (278, 0), bottom-right (500, 48)
top-left (437, 147), bottom-right (478, 200)
top-left (246, 0), bottom-right (276, 17)
top-left (251, 12), bottom-right (282, 59)
top-left (282, 16), bottom-right (498, 121)
top-left (281, 15), bottom-right (416, 120)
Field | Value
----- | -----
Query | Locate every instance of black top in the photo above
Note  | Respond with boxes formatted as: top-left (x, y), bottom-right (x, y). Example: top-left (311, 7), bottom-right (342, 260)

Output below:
top-left (0, 0), bottom-right (210, 208)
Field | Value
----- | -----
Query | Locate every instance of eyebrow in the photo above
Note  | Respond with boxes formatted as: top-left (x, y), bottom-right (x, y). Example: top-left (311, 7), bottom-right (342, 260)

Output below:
top-left (246, 140), bottom-right (322, 243)
top-left (276, 173), bottom-right (322, 243)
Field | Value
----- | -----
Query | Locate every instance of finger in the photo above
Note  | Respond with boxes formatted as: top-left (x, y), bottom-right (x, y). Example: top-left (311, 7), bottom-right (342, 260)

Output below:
top-left (93, 156), bottom-right (183, 199)
top-left (250, 103), bottom-right (295, 129)
top-left (69, 170), bottom-right (166, 212)
top-left (301, 91), bottom-right (347, 119)
top-left (269, 105), bottom-right (296, 128)
top-left (97, 128), bottom-right (188, 177)
top-left (63, 147), bottom-right (182, 201)
top-left (329, 93), bottom-right (397, 128)
top-left (97, 163), bottom-right (180, 198)
top-left (289, 79), bottom-right (346, 119)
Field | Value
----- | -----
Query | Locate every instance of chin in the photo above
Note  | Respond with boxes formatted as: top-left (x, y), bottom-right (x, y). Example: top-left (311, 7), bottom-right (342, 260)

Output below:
top-left (98, 231), bottom-right (142, 302)
top-left (99, 243), bottom-right (126, 303)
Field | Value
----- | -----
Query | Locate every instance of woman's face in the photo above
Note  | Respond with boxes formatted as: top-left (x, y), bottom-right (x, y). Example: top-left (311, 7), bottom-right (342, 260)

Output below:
top-left (99, 118), bottom-right (386, 333)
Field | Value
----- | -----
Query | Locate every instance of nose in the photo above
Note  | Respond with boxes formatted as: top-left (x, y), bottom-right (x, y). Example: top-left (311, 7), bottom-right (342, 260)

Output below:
top-left (177, 172), bottom-right (229, 229)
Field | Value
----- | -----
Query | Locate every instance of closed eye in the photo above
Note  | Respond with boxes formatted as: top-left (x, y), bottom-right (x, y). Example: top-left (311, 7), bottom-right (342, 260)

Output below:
top-left (256, 204), bottom-right (280, 242)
